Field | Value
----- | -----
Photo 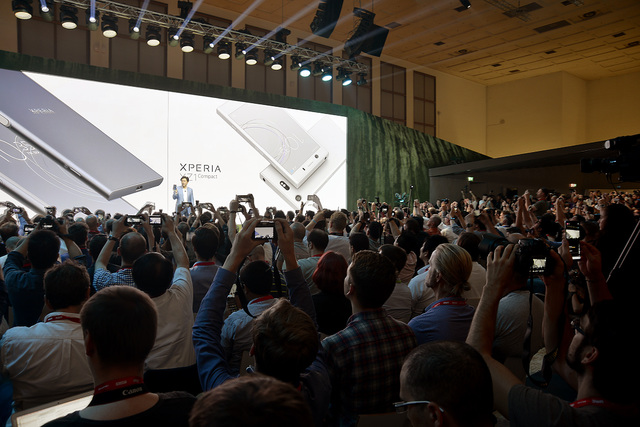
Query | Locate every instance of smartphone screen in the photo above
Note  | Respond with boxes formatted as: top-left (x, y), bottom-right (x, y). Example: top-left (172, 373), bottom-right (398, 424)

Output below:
top-left (218, 101), bottom-right (328, 188)
top-left (565, 221), bottom-right (581, 260)
top-left (149, 215), bottom-right (162, 226)
top-left (253, 221), bottom-right (275, 240)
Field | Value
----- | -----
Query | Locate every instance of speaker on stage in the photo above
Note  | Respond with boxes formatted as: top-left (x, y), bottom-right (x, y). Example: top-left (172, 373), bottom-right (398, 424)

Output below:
top-left (310, 0), bottom-right (344, 38)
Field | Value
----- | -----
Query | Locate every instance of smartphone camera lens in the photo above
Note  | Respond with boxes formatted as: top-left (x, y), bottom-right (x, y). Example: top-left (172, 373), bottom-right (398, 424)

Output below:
top-left (279, 181), bottom-right (290, 191)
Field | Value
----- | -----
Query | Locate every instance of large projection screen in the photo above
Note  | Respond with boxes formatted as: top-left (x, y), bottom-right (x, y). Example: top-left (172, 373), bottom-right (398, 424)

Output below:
top-left (0, 70), bottom-right (347, 217)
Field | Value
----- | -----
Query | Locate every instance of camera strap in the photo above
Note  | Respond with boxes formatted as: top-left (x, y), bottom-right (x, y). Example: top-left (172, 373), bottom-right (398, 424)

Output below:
top-left (272, 245), bottom-right (283, 298)
top-left (235, 259), bottom-right (256, 319)
top-left (522, 275), bottom-right (553, 388)
top-left (88, 376), bottom-right (148, 407)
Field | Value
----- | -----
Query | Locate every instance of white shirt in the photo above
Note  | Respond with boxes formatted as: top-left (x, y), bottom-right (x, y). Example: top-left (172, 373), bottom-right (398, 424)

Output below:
top-left (145, 267), bottom-right (196, 371)
top-left (325, 235), bottom-right (351, 264)
top-left (383, 282), bottom-right (413, 323)
top-left (408, 266), bottom-right (437, 319)
top-left (465, 262), bottom-right (487, 300)
top-left (0, 312), bottom-right (93, 411)
top-left (221, 296), bottom-right (277, 375)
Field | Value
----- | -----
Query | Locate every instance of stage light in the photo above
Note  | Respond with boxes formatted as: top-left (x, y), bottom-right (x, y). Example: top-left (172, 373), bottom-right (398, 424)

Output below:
top-left (12, 0), bottom-right (32, 20)
top-left (217, 41), bottom-right (231, 59)
top-left (168, 28), bottom-right (179, 47)
top-left (321, 67), bottom-right (333, 82)
top-left (60, 6), bottom-right (78, 30)
top-left (356, 72), bottom-right (367, 86)
top-left (459, 0), bottom-right (471, 9)
top-left (290, 56), bottom-right (301, 71)
top-left (203, 36), bottom-right (214, 54)
top-left (86, 9), bottom-right (99, 31)
top-left (129, 19), bottom-right (140, 40)
top-left (245, 49), bottom-right (258, 65)
top-left (299, 64), bottom-right (311, 77)
top-left (264, 49), bottom-right (275, 67)
top-left (39, 1), bottom-right (54, 21)
top-left (235, 43), bottom-right (247, 60)
top-left (270, 56), bottom-right (283, 71)
top-left (102, 15), bottom-right (118, 38)
top-left (146, 25), bottom-right (161, 46)
top-left (181, 33), bottom-right (194, 53)
top-left (341, 70), bottom-right (353, 86)
top-left (312, 61), bottom-right (324, 77)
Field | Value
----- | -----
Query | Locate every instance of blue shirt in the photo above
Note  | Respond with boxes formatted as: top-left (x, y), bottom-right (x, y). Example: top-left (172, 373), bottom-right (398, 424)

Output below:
top-left (408, 296), bottom-right (475, 345)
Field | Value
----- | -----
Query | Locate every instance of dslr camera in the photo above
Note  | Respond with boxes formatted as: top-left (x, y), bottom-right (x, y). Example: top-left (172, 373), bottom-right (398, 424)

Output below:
top-left (479, 234), bottom-right (555, 276)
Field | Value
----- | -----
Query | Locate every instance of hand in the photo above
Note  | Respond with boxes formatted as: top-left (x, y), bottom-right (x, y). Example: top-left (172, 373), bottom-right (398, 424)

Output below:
top-left (542, 249), bottom-right (566, 287)
top-left (229, 199), bottom-right (239, 213)
top-left (112, 215), bottom-right (129, 238)
top-left (161, 213), bottom-right (176, 235)
top-left (312, 210), bottom-right (325, 224)
top-left (485, 244), bottom-right (517, 297)
top-left (557, 238), bottom-right (573, 269)
top-left (223, 217), bottom-right (264, 272)
top-left (80, 207), bottom-right (92, 215)
top-left (274, 218), bottom-right (294, 257)
top-left (578, 241), bottom-right (604, 282)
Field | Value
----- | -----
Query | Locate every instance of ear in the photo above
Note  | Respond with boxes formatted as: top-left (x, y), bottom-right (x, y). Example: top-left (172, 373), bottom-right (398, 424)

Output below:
top-left (581, 345), bottom-right (599, 365)
top-left (427, 402), bottom-right (444, 427)
top-left (249, 344), bottom-right (255, 356)
top-left (84, 331), bottom-right (96, 357)
top-left (44, 296), bottom-right (53, 311)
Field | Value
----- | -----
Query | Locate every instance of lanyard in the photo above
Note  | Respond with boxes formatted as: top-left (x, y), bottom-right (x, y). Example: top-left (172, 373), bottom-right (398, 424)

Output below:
top-left (250, 295), bottom-right (275, 305)
top-left (431, 299), bottom-right (467, 309)
top-left (89, 376), bottom-right (148, 407)
top-left (570, 398), bottom-right (613, 409)
top-left (45, 315), bottom-right (80, 323)
top-left (193, 261), bottom-right (217, 267)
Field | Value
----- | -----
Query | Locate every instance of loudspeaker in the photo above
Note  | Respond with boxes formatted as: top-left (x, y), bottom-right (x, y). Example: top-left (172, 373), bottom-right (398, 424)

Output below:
top-left (360, 24), bottom-right (389, 57)
top-left (310, 0), bottom-right (344, 38)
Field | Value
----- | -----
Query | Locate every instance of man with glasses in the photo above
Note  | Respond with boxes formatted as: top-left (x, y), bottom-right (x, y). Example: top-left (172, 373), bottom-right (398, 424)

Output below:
top-left (397, 341), bottom-right (495, 427)
top-left (467, 241), bottom-right (639, 425)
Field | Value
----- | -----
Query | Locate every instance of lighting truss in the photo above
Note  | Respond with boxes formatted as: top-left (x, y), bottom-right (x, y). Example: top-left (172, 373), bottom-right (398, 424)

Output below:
top-left (482, 0), bottom-right (531, 22)
top-left (49, 0), bottom-right (368, 76)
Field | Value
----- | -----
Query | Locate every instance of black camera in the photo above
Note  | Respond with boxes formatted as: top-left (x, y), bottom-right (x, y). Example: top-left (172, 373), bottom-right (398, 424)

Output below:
top-left (581, 134), bottom-right (640, 182)
top-left (38, 215), bottom-right (59, 232)
top-left (479, 234), bottom-right (555, 276)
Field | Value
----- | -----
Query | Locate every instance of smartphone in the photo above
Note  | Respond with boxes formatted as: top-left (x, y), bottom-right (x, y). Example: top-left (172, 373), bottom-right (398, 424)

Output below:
top-left (259, 116), bottom-right (346, 209)
top-left (236, 195), bottom-right (252, 203)
top-left (11, 207), bottom-right (23, 214)
top-left (125, 215), bottom-right (144, 226)
top-left (252, 220), bottom-right (276, 240)
top-left (0, 106), bottom-right (138, 215)
top-left (218, 101), bottom-right (328, 188)
top-left (0, 69), bottom-right (163, 200)
top-left (23, 224), bottom-right (35, 234)
top-left (173, 184), bottom-right (177, 191)
top-left (565, 220), bottom-right (581, 260)
top-left (45, 206), bottom-right (56, 215)
top-left (149, 214), bottom-right (162, 227)
top-left (474, 210), bottom-right (481, 216)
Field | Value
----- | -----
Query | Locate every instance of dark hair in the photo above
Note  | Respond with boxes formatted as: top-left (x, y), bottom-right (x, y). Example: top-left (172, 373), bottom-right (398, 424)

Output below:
top-left (88, 234), bottom-right (107, 261)
top-left (379, 244), bottom-right (407, 273)
top-left (348, 250), bottom-right (396, 309)
top-left (423, 234), bottom-right (448, 256)
top-left (0, 222), bottom-right (20, 243)
top-left (189, 375), bottom-right (312, 427)
top-left (239, 260), bottom-right (272, 296)
top-left (367, 221), bottom-right (383, 240)
top-left (181, 175), bottom-right (189, 182)
top-left (252, 299), bottom-right (318, 385)
top-left (132, 252), bottom-right (174, 298)
top-left (44, 260), bottom-right (90, 310)
top-left (349, 232), bottom-right (369, 254)
top-left (312, 251), bottom-right (348, 295)
top-left (586, 299), bottom-right (639, 404)
top-left (192, 226), bottom-right (219, 260)
top-left (456, 231), bottom-right (481, 261)
top-left (307, 229), bottom-right (329, 252)
top-left (402, 341), bottom-right (494, 427)
top-left (395, 232), bottom-right (418, 255)
top-left (27, 229), bottom-right (60, 269)
top-left (67, 222), bottom-right (89, 247)
top-left (80, 286), bottom-right (157, 368)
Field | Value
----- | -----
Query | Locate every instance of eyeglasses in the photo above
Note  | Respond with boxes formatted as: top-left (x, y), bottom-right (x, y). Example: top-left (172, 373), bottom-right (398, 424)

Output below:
top-left (393, 400), bottom-right (444, 414)
top-left (571, 317), bottom-right (585, 335)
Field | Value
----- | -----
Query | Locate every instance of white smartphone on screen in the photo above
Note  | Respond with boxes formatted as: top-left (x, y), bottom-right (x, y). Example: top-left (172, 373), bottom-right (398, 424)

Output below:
top-left (0, 124), bottom-right (136, 215)
top-left (217, 101), bottom-right (328, 188)
top-left (259, 116), bottom-right (346, 209)
top-left (0, 68), bottom-right (163, 200)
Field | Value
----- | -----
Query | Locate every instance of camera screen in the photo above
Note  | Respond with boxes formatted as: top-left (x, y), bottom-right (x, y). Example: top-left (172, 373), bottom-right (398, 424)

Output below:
top-left (531, 258), bottom-right (546, 273)
top-left (149, 215), bottom-right (162, 225)
top-left (566, 228), bottom-right (580, 239)
top-left (254, 226), bottom-right (275, 240)
top-left (127, 217), bottom-right (142, 224)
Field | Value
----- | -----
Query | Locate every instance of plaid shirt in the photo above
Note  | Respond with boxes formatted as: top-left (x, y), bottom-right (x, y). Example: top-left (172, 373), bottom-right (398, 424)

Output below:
top-left (321, 308), bottom-right (417, 421)
top-left (92, 267), bottom-right (135, 292)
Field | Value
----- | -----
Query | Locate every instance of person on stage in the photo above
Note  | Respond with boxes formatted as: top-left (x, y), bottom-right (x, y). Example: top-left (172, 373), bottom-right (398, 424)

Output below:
top-left (173, 176), bottom-right (194, 216)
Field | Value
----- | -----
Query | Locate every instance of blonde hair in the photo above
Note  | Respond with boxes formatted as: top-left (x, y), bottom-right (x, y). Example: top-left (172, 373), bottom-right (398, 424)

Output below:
top-left (430, 243), bottom-right (472, 297)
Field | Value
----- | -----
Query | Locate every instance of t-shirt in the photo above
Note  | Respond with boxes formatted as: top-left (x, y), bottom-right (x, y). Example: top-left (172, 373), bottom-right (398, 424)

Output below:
top-left (42, 392), bottom-right (196, 427)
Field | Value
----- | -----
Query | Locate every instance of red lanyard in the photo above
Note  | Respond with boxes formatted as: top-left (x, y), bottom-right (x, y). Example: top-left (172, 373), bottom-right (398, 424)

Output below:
top-left (250, 295), bottom-right (275, 305)
top-left (45, 315), bottom-right (80, 323)
top-left (431, 299), bottom-right (467, 309)
top-left (90, 376), bottom-right (148, 407)
top-left (193, 261), bottom-right (217, 267)
top-left (570, 398), bottom-right (613, 409)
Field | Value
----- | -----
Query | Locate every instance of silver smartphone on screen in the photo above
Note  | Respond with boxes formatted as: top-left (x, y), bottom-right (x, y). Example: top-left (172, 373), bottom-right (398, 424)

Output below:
top-left (260, 117), bottom-right (346, 209)
top-left (0, 68), bottom-right (163, 200)
top-left (0, 124), bottom-right (136, 215)
top-left (217, 101), bottom-right (328, 188)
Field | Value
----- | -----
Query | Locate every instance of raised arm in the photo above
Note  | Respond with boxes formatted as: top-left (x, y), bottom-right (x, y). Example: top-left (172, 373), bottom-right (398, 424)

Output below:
top-left (466, 245), bottom-right (522, 419)
top-left (162, 214), bottom-right (189, 269)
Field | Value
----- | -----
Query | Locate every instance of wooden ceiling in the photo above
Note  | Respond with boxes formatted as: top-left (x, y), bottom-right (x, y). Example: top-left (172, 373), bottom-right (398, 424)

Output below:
top-left (199, 0), bottom-right (640, 85)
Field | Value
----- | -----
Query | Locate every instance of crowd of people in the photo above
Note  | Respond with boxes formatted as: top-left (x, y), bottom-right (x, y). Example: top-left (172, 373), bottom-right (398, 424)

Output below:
top-left (0, 186), bottom-right (638, 426)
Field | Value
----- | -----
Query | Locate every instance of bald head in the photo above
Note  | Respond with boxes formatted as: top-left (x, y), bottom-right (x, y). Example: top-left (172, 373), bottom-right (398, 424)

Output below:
top-left (119, 232), bottom-right (147, 265)
top-left (291, 222), bottom-right (306, 242)
top-left (85, 215), bottom-right (99, 230)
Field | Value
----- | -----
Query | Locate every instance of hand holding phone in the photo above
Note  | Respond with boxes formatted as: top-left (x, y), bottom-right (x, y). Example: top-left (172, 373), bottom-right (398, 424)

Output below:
top-left (252, 220), bottom-right (276, 241)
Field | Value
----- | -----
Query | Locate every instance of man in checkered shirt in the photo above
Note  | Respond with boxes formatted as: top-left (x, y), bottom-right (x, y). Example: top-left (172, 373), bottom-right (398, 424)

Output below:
top-left (321, 250), bottom-right (417, 426)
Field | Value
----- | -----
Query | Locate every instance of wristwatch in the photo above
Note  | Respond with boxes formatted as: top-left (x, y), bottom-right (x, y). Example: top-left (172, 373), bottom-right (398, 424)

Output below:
top-left (108, 234), bottom-right (120, 243)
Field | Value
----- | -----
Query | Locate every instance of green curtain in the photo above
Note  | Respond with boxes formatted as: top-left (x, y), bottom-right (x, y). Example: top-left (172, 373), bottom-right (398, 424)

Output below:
top-left (0, 50), bottom-right (488, 208)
